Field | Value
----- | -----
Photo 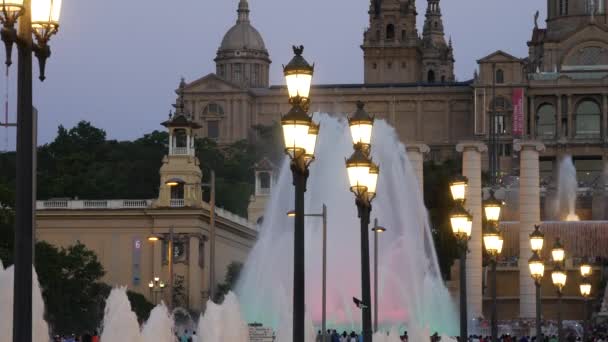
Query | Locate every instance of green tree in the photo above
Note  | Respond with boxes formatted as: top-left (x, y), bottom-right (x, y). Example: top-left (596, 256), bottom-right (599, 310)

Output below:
top-left (423, 159), bottom-right (462, 280)
top-left (214, 261), bottom-right (243, 303)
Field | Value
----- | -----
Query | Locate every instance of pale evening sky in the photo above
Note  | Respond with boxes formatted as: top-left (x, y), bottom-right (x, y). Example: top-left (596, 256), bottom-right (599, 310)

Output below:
top-left (0, 0), bottom-right (547, 150)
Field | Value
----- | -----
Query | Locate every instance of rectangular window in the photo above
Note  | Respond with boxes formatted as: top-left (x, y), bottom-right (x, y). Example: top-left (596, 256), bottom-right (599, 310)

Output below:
top-left (234, 64), bottom-right (242, 82)
top-left (207, 120), bottom-right (220, 140)
top-left (253, 64), bottom-right (259, 86)
top-left (218, 65), bottom-right (225, 77)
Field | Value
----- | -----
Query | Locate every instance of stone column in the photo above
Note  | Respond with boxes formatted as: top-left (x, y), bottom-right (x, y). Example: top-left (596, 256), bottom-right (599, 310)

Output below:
top-left (406, 143), bottom-right (430, 196)
top-left (188, 235), bottom-right (202, 310)
top-left (602, 94), bottom-right (607, 140)
top-left (557, 94), bottom-right (562, 139)
top-left (567, 95), bottom-right (573, 139)
top-left (456, 141), bottom-right (487, 321)
top-left (514, 141), bottom-right (545, 318)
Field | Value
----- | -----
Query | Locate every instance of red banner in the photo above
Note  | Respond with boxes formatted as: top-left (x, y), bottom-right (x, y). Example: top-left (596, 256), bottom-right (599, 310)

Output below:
top-left (512, 88), bottom-right (524, 137)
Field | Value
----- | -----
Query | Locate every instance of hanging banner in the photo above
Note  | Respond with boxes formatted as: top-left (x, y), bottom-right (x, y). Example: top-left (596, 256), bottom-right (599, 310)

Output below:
top-left (512, 88), bottom-right (525, 137)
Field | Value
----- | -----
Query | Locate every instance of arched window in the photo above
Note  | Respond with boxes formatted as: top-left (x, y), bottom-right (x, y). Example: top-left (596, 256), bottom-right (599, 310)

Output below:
top-left (386, 24), bottom-right (395, 40)
top-left (536, 104), bottom-right (556, 138)
top-left (496, 69), bottom-right (504, 84)
top-left (441, 75), bottom-right (446, 82)
top-left (575, 100), bottom-right (601, 137)
top-left (490, 97), bottom-right (512, 135)
top-left (427, 70), bottom-right (436, 83)
top-left (401, 30), bottom-right (406, 41)
top-left (434, 21), bottom-right (438, 29)
top-left (174, 129), bottom-right (187, 148)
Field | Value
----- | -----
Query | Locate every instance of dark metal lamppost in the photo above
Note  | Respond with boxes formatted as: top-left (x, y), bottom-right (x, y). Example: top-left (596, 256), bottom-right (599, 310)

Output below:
top-left (287, 204), bottom-right (328, 340)
top-left (0, 1), bottom-right (62, 341)
top-left (345, 101), bottom-right (377, 342)
top-left (147, 228), bottom-right (175, 308)
top-left (281, 45), bottom-right (317, 342)
top-left (482, 192), bottom-right (503, 342)
top-left (551, 238), bottom-right (566, 342)
top-left (371, 219), bottom-right (386, 333)
top-left (580, 261), bottom-right (592, 341)
top-left (148, 277), bottom-right (166, 305)
top-left (449, 175), bottom-right (473, 342)
top-left (529, 225), bottom-right (545, 342)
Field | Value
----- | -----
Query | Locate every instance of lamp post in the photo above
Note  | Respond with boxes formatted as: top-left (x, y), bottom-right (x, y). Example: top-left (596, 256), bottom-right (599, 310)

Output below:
top-left (281, 45), bottom-right (317, 342)
top-left (165, 170), bottom-right (216, 301)
top-left (287, 204), bottom-right (328, 339)
top-left (345, 101), bottom-right (376, 342)
top-left (551, 238), bottom-right (566, 342)
top-left (0, 1), bottom-right (62, 341)
top-left (580, 261), bottom-right (592, 342)
top-left (148, 277), bottom-right (166, 305)
top-left (371, 219), bottom-right (386, 333)
top-left (450, 175), bottom-right (473, 342)
top-left (529, 225), bottom-right (545, 342)
top-left (148, 228), bottom-right (175, 308)
top-left (483, 192), bottom-right (503, 342)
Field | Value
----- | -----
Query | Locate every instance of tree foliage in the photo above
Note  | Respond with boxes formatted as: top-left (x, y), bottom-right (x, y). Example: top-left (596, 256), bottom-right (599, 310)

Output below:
top-left (423, 159), bottom-right (462, 280)
top-left (214, 261), bottom-right (243, 303)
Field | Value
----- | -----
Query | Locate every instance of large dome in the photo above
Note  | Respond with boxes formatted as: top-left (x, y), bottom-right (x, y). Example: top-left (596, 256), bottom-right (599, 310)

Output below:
top-left (218, 0), bottom-right (267, 52)
top-left (220, 23), bottom-right (266, 52)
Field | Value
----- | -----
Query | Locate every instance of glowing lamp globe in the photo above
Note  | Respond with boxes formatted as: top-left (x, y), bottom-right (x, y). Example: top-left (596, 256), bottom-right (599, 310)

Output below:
top-left (281, 104), bottom-right (312, 159)
top-left (529, 225), bottom-right (544, 254)
top-left (580, 279), bottom-right (591, 297)
top-left (349, 101), bottom-right (374, 147)
top-left (365, 162), bottom-right (379, 201)
top-left (484, 229), bottom-right (503, 256)
top-left (345, 148), bottom-right (372, 197)
top-left (0, 0), bottom-right (24, 17)
top-left (303, 121), bottom-right (319, 160)
top-left (528, 252), bottom-right (544, 283)
top-left (450, 206), bottom-right (472, 239)
top-left (484, 192), bottom-right (502, 222)
top-left (449, 176), bottom-right (468, 202)
top-left (551, 238), bottom-right (565, 263)
top-left (31, 0), bottom-right (62, 31)
top-left (580, 262), bottom-right (592, 278)
top-left (551, 265), bottom-right (567, 291)
top-left (283, 45), bottom-right (314, 102)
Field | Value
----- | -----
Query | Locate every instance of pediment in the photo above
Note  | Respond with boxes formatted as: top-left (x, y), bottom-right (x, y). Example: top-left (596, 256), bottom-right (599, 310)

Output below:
top-left (477, 50), bottom-right (523, 64)
top-left (181, 73), bottom-right (245, 93)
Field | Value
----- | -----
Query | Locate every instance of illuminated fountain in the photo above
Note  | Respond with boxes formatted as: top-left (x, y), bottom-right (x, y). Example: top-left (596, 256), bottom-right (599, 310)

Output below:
top-left (555, 156), bottom-right (580, 221)
top-left (235, 115), bottom-right (458, 340)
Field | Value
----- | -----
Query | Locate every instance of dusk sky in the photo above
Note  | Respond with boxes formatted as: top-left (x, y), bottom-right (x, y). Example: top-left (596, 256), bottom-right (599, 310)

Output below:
top-left (0, 0), bottom-right (547, 150)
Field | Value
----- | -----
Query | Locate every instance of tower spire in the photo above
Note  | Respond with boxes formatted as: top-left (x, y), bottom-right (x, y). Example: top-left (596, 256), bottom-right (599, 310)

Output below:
top-left (423, 0), bottom-right (446, 46)
top-left (237, 0), bottom-right (250, 23)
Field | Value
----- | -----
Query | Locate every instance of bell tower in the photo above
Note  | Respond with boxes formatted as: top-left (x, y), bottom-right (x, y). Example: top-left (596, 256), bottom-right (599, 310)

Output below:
top-left (154, 79), bottom-right (204, 209)
top-left (421, 0), bottom-right (454, 83)
top-left (362, 0), bottom-right (422, 84)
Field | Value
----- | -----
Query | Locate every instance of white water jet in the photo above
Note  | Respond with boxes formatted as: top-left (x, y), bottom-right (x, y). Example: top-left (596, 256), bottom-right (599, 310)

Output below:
top-left (0, 265), bottom-right (50, 342)
top-left (141, 302), bottom-right (174, 342)
top-left (236, 115), bottom-right (458, 337)
top-left (101, 287), bottom-right (142, 342)
top-left (555, 156), bottom-right (579, 221)
top-left (197, 292), bottom-right (248, 342)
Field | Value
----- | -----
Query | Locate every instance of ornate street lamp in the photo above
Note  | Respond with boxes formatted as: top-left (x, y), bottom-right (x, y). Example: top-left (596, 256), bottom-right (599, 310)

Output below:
top-left (148, 277), bottom-right (166, 305)
top-left (349, 101), bottom-right (374, 152)
top-left (529, 225), bottom-right (545, 342)
top-left (580, 277), bottom-right (592, 341)
top-left (483, 190), bottom-right (503, 342)
top-left (450, 175), bottom-right (472, 342)
top-left (530, 225), bottom-right (545, 255)
top-left (283, 45), bottom-right (314, 111)
top-left (0, 1), bottom-right (62, 340)
top-left (345, 102), bottom-right (377, 342)
top-left (281, 45), bottom-right (317, 342)
top-left (551, 239), bottom-right (567, 342)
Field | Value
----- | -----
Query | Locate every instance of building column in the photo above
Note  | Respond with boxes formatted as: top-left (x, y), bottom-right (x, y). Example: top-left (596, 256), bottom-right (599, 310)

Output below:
top-left (406, 143), bottom-right (430, 196)
top-left (188, 235), bottom-right (202, 310)
top-left (514, 141), bottom-right (545, 318)
top-left (602, 94), bottom-right (607, 140)
top-left (567, 95), bottom-right (573, 139)
top-left (456, 141), bottom-right (487, 322)
top-left (416, 100), bottom-right (423, 141)
top-left (556, 94), bottom-right (562, 139)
